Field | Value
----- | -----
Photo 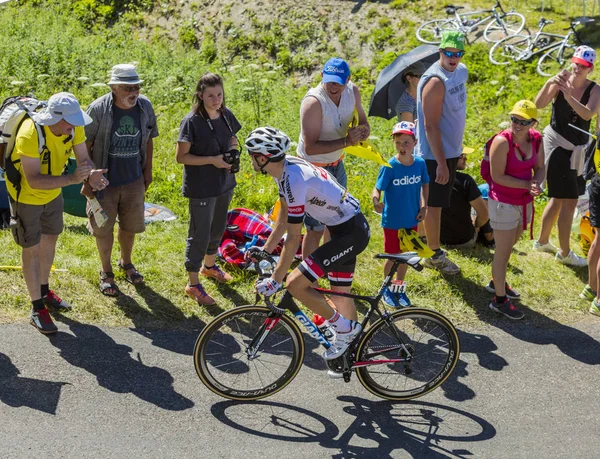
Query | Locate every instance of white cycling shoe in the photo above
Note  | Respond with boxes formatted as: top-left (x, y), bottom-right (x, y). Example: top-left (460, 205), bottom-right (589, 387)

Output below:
top-left (322, 321), bottom-right (362, 360)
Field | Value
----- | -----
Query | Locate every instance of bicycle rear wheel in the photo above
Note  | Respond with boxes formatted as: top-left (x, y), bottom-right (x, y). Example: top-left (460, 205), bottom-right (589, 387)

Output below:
top-left (355, 308), bottom-right (460, 401)
top-left (416, 19), bottom-right (459, 44)
top-left (537, 44), bottom-right (576, 77)
top-left (194, 305), bottom-right (305, 401)
top-left (483, 12), bottom-right (526, 42)
top-left (489, 34), bottom-right (530, 65)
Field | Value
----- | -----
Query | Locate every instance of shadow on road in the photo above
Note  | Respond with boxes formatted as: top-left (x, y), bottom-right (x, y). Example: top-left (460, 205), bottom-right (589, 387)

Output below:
top-left (211, 396), bottom-right (496, 457)
top-left (0, 352), bottom-right (68, 415)
top-left (51, 313), bottom-right (195, 411)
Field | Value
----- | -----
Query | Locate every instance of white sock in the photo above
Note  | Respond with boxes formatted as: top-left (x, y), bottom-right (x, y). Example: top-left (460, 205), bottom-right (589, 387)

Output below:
top-left (328, 311), bottom-right (353, 333)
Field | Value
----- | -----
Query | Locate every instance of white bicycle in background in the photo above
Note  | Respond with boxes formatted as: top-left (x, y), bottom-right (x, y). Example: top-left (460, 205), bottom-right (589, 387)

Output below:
top-left (416, 1), bottom-right (525, 44)
top-left (488, 18), bottom-right (590, 77)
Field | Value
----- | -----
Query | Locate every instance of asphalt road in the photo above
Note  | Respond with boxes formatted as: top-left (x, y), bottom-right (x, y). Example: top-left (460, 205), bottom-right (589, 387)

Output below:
top-left (1, 314), bottom-right (600, 458)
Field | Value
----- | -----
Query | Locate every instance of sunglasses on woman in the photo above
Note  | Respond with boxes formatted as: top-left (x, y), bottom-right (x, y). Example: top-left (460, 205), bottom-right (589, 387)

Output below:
top-left (441, 50), bottom-right (466, 58)
top-left (510, 116), bottom-right (535, 126)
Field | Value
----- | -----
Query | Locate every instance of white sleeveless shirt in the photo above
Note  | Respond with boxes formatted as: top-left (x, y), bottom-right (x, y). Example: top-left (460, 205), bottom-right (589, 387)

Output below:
top-left (296, 81), bottom-right (356, 165)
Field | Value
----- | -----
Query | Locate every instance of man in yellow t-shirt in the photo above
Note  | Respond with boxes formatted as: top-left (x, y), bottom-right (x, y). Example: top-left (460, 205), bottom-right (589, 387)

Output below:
top-left (7, 92), bottom-right (107, 334)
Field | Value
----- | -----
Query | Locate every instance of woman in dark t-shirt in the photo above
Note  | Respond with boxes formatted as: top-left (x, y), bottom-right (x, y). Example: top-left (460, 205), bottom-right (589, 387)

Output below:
top-left (176, 73), bottom-right (242, 305)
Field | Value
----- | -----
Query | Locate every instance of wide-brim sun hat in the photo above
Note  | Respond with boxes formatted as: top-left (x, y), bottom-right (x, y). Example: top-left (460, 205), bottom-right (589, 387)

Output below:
top-left (108, 64), bottom-right (144, 85)
top-left (33, 92), bottom-right (93, 126)
top-left (509, 99), bottom-right (537, 120)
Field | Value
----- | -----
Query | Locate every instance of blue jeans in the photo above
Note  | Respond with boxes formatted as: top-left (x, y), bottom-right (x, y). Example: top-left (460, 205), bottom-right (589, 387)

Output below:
top-left (304, 161), bottom-right (348, 231)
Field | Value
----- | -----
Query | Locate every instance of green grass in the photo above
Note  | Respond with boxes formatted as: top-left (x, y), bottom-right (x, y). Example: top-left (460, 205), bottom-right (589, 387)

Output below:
top-left (0, 0), bottom-right (598, 329)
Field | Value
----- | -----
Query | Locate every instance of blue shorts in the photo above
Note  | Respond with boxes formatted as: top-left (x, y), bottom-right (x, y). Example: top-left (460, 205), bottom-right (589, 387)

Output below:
top-left (304, 161), bottom-right (348, 231)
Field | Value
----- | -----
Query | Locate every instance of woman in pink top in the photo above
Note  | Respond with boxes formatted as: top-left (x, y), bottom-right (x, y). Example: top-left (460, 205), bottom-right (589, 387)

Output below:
top-left (487, 100), bottom-right (545, 320)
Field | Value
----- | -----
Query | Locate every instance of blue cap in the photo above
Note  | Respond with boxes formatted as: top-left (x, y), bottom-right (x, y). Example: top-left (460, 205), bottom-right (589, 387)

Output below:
top-left (322, 58), bottom-right (350, 85)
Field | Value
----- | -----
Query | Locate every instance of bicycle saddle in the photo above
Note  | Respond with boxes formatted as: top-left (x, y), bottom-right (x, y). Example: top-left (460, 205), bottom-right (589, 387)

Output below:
top-left (375, 252), bottom-right (422, 268)
top-left (445, 5), bottom-right (464, 14)
top-left (538, 18), bottom-right (553, 26)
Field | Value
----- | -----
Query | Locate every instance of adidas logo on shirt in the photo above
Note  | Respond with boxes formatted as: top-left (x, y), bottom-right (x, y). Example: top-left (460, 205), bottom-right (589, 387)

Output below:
top-left (393, 175), bottom-right (421, 186)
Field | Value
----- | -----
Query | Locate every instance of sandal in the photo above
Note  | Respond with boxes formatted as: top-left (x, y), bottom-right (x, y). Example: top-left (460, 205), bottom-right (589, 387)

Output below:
top-left (100, 271), bottom-right (119, 297)
top-left (118, 261), bottom-right (145, 285)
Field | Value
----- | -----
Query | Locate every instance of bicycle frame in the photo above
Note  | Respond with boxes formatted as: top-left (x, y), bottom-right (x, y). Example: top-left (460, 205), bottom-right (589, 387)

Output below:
top-left (448, 1), bottom-right (510, 34)
top-left (250, 257), bottom-right (419, 370)
top-left (524, 26), bottom-right (575, 60)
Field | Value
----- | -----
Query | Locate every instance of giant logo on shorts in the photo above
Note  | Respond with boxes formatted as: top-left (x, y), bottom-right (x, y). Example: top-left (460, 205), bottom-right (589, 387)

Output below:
top-left (393, 175), bottom-right (421, 186)
top-left (323, 246), bottom-right (354, 266)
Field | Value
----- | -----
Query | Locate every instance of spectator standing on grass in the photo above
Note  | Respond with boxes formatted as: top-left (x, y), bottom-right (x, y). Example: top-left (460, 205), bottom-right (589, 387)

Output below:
top-left (487, 100), bottom-right (545, 320)
top-left (372, 121), bottom-right (429, 308)
top-left (395, 61), bottom-right (427, 122)
top-left (415, 30), bottom-right (468, 275)
top-left (533, 46), bottom-right (600, 267)
top-left (6, 93), bottom-right (107, 334)
top-left (440, 149), bottom-right (494, 249)
top-left (85, 64), bottom-right (159, 296)
top-left (176, 73), bottom-right (241, 306)
top-left (296, 57), bottom-right (370, 292)
top-left (580, 115), bottom-right (600, 309)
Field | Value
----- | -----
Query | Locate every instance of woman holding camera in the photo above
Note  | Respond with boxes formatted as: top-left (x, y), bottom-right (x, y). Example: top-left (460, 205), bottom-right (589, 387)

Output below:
top-left (176, 72), bottom-right (241, 305)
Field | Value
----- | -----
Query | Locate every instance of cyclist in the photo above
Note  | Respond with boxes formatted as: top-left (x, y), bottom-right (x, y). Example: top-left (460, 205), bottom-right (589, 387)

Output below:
top-left (244, 127), bottom-right (370, 360)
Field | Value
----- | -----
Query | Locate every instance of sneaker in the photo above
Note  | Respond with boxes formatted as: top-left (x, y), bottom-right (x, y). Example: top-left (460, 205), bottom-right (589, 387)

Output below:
top-left (200, 264), bottom-right (233, 283)
top-left (555, 250), bottom-right (587, 267)
top-left (30, 308), bottom-right (58, 334)
top-left (323, 321), bottom-right (362, 360)
top-left (422, 251), bottom-right (460, 275)
top-left (397, 291), bottom-right (411, 307)
top-left (485, 280), bottom-right (521, 299)
top-left (43, 290), bottom-right (72, 310)
top-left (580, 284), bottom-right (597, 301)
top-left (382, 287), bottom-right (400, 307)
top-left (185, 284), bottom-right (216, 305)
top-left (488, 297), bottom-right (524, 320)
top-left (532, 240), bottom-right (558, 254)
top-left (590, 299), bottom-right (600, 317)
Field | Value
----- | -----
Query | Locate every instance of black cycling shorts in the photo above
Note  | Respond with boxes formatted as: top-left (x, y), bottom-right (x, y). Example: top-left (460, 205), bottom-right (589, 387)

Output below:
top-left (547, 147), bottom-right (586, 199)
top-left (298, 212), bottom-right (370, 287)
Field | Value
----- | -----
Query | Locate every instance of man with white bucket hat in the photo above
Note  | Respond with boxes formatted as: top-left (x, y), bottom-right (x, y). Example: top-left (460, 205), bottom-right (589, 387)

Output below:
top-left (85, 64), bottom-right (159, 297)
top-left (6, 92), bottom-right (107, 334)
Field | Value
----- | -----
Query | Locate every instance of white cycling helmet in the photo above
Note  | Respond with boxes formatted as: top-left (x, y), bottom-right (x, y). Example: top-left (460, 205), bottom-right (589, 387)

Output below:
top-left (245, 127), bottom-right (291, 159)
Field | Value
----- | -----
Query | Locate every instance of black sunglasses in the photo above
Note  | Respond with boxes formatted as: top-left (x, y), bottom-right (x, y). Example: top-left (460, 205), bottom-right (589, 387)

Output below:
top-left (510, 116), bottom-right (535, 126)
top-left (120, 84), bottom-right (141, 93)
top-left (441, 50), bottom-right (466, 58)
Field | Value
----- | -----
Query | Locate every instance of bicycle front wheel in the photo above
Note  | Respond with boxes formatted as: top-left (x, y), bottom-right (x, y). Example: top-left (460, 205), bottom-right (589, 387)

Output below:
top-left (537, 44), bottom-right (576, 77)
top-left (483, 12), bottom-right (526, 42)
top-left (355, 308), bottom-right (460, 401)
top-left (193, 305), bottom-right (305, 401)
top-left (489, 34), bottom-right (530, 65)
top-left (416, 19), bottom-right (459, 44)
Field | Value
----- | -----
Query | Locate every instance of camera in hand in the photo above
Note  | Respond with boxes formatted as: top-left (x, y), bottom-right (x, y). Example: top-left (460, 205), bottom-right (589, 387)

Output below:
top-left (223, 148), bottom-right (241, 174)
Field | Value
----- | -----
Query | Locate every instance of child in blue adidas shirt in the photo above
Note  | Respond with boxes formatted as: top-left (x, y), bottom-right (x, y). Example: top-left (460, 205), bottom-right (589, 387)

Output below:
top-left (372, 121), bottom-right (429, 307)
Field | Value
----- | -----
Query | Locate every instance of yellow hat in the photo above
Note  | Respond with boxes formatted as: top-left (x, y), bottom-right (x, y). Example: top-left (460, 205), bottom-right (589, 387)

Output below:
top-left (510, 100), bottom-right (537, 120)
top-left (462, 146), bottom-right (474, 154)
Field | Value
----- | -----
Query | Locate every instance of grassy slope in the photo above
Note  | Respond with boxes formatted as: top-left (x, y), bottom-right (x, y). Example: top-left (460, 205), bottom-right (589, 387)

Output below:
top-left (0, 0), bottom-right (598, 328)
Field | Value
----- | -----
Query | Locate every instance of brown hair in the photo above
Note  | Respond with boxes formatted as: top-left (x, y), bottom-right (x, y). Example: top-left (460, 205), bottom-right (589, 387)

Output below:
top-left (193, 72), bottom-right (226, 115)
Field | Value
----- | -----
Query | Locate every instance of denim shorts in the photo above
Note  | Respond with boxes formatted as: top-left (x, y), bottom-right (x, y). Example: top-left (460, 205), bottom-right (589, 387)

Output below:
top-left (304, 161), bottom-right (348, 231)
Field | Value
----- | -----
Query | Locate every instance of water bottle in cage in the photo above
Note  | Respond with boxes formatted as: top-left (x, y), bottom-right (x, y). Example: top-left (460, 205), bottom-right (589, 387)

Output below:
top-left (312, 314), bottom-right (334, 340)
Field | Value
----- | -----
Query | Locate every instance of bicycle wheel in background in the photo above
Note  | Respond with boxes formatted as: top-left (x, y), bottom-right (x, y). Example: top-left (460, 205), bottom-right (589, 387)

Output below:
top-left (355, 308), bottom-right (460, 401)
top-left (416, 19), bottom-right (459, 44)
top-left (537, 44), bottom-right (576, 77)
top-left (489, 34), bottom-right (531, 65)
top-left (194, 305), bottom-right (305, 401)
top-left (483, 12), bottom-right (526, 42)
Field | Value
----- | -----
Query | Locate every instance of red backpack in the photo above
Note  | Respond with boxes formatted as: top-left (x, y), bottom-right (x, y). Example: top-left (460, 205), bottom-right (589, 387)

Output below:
top-left (480, 129), bottom-right (542, 184)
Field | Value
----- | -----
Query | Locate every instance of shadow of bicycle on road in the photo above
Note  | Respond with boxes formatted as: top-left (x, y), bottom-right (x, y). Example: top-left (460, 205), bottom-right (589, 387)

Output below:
top-left (211, 396), bottom-right (496, 458)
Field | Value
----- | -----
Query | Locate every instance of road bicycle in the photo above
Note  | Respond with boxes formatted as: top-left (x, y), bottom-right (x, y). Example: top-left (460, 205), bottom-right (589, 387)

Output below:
top-left (416, 1), bottom-right (525, 44)
top-left (489, 18), bottom-right (588, 77)
top-left (193, 252), bottom-right (460, 401)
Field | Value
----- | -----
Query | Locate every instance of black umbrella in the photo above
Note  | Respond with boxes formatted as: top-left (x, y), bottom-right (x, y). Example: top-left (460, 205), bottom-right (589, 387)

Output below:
top-left (368, 45), bottom-right (439, 120)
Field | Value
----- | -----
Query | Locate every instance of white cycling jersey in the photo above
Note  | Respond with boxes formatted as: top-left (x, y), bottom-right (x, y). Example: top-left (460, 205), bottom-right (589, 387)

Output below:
top-left (276, 156), bottom-right (360, 226)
